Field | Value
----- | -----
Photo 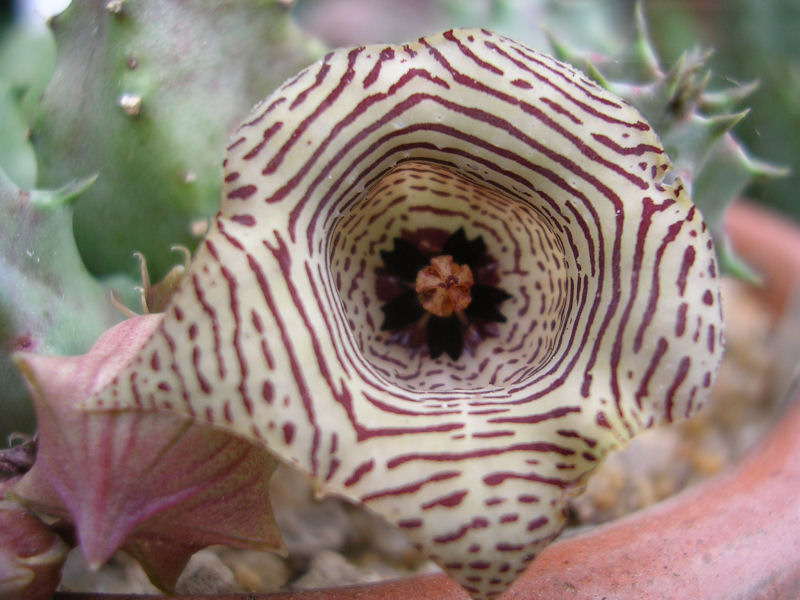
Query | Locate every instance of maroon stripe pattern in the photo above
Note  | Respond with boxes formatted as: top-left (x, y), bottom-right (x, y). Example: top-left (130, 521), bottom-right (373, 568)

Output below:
top-left (91, 29), bottom-right (724, 600)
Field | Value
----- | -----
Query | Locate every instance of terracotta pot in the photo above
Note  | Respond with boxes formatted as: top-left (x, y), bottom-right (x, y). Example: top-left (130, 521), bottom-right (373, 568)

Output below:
top-left (725, 201), bottom-right (800, 317)
top-left (54, 201), bottom-right (800, 599)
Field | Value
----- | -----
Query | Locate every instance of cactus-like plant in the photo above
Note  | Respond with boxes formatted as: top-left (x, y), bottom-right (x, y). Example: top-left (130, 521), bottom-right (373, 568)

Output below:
top-left (32, 0), bottom-right (326, 281)
top-left (0, 24), bottom-right (55, 189)
top-left (0, 171), bottom-right (120, 439)
top-left (547, 4), bottom-right (787, 278)
top-left (645, 0), bottom-right (800, 221)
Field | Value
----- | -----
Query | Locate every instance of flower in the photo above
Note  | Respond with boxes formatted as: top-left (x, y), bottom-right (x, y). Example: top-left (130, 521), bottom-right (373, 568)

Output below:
top-left (10, 315), bottom-right (284, 591)
top-left (83, 29), bottom-right (724, 600)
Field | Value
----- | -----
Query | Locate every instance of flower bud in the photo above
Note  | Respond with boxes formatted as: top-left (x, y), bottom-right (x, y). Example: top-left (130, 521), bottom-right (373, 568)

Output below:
top-left (0, 500), bottom-right (68, 600)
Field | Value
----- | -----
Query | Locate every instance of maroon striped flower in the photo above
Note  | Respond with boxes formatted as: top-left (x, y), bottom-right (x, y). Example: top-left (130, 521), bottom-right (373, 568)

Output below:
top-left (81, 29), bottom-right (725, 600)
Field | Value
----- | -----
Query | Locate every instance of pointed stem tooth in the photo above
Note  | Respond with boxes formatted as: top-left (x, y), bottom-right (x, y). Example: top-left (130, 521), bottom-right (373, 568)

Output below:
top-left (118, 93), bottom-right (142, 117)
top-left (663, 53), bottom-right (687, 99)
top-left (745, 155), bottom-right (790, 179)
top-left (708, 110), bottom-right (750, 139)
top-left (545, 33), bottom-right (572, 63)
top-left (632, 1), bottom-right (661, 78)
top-left (694, 47), bottom-right (716, 67)
top-left (688, 70), bottom-right (713, 106)
top-left (715, 235), bottom-right (762, 284)
top-left (29, 175), bottom-right (97, 209)
top-left (700, 80), bottom-right (760, 113)
top-left (584, 59), bottom-right (611, 90)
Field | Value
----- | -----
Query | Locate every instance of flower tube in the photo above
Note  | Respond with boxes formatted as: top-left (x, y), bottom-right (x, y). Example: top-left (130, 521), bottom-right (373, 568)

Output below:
top-left (89, 29), bottom-right (724, 599)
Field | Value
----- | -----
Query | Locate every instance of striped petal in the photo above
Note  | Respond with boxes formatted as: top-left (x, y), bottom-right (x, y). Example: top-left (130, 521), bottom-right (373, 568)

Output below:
top-left (88, 29), bottom-right (724, 599)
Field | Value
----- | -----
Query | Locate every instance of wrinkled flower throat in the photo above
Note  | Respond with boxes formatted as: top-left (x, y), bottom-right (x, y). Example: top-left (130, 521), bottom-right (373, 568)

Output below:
top-left (330, 160), bottom-right (565, 392)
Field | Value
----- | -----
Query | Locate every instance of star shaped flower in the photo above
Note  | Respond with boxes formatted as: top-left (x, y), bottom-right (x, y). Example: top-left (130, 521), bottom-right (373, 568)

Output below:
top-left (84, 29), bottom-right (724, 599)
top-left (10, 315), bottom-right (284, 592)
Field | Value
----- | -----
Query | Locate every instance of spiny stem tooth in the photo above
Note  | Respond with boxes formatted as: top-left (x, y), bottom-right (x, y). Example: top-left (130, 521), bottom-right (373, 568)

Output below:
top-left (118, 93), bottom-right (142, 117)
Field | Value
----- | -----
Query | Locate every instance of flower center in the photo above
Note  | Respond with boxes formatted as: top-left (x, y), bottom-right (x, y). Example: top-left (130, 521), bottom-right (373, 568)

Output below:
top-left (329, 160), bottom-right (574, 391)
top-left (415, 255), bottom-right (474, 318)
top-left (375, 228), bottom-right (512, 362)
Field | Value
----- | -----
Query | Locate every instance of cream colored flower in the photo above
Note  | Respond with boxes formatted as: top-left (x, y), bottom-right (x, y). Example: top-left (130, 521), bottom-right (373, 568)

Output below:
top-left (89, 29), bottom-right (724, 600)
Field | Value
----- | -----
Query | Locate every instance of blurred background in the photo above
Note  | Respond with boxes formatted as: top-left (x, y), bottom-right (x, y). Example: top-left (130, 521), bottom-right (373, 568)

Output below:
top-left (2, 0), bottom-right (797, 217)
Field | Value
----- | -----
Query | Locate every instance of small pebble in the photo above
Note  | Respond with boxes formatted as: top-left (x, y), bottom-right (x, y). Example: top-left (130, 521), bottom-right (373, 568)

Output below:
top-left (218, 548), bottom-right (292, 592)
top-left (175, 549), bottom-right (237, 595)
top-left (291, 550), bottom-right (383, 589)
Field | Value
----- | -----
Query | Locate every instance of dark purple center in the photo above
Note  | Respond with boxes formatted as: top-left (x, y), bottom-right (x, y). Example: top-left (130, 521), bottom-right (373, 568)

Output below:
top-left (376, 227), bottom-right (512, 361)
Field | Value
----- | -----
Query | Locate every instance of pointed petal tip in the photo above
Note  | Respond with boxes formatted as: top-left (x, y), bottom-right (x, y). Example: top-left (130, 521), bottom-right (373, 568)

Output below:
top-left (11, 352), bottom-right (79, 404)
